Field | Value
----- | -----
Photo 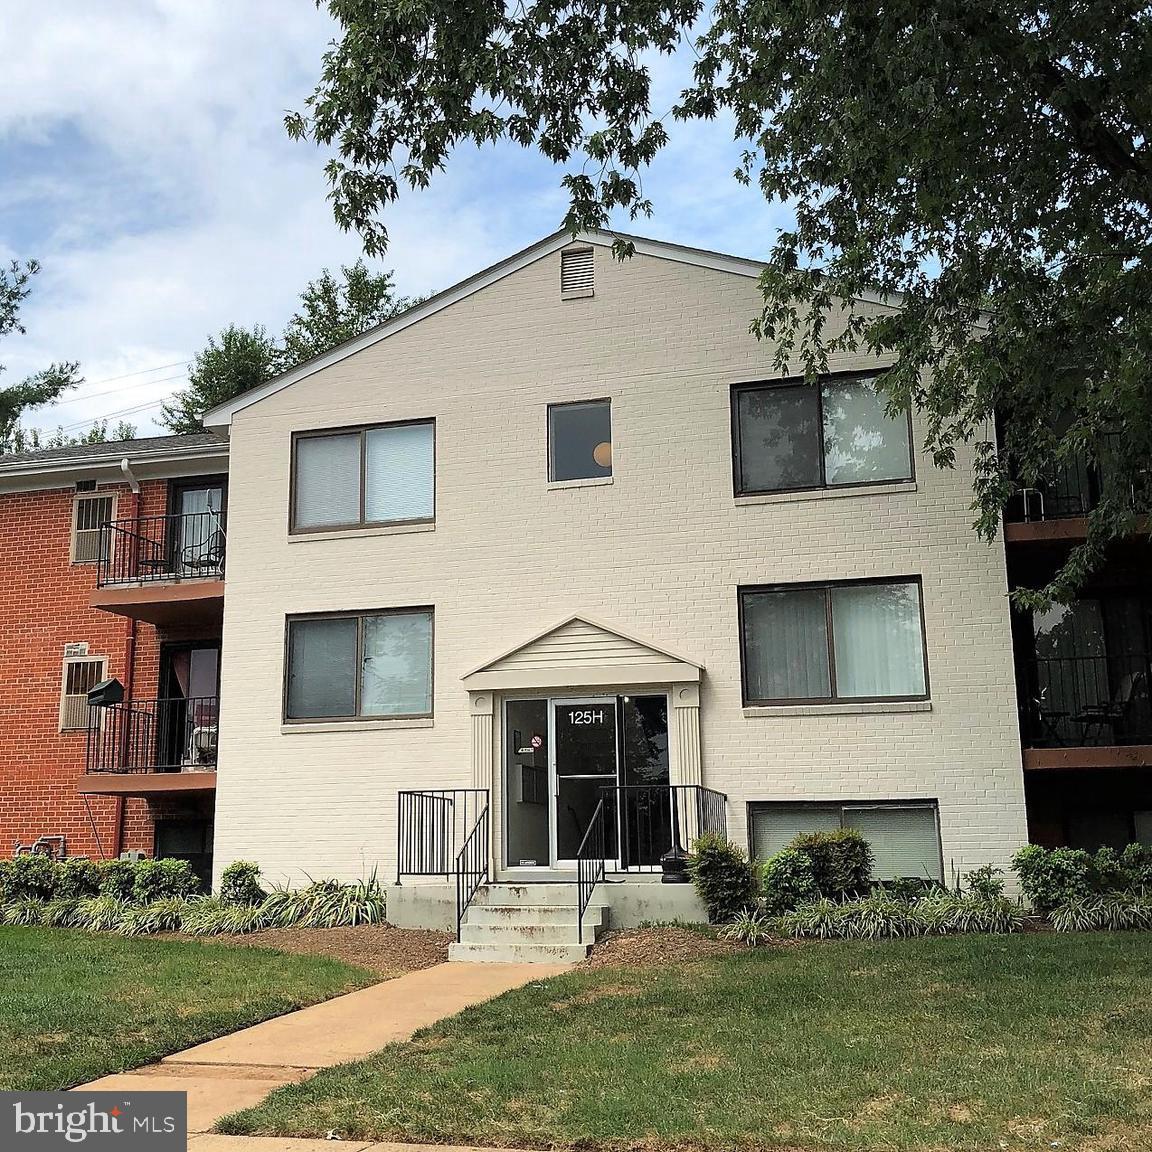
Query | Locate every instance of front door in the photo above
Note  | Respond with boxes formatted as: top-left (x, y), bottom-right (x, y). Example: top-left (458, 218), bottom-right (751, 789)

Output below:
top-left (551, 697), bottom-right (619, 866)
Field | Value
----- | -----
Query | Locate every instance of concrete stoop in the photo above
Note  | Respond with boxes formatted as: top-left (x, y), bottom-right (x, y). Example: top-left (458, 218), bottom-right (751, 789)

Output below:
top-left (448, 883), bottom-right (607, 963)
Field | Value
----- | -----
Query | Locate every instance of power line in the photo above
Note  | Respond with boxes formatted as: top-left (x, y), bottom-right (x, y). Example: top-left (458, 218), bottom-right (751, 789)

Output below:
top-left (66, 371), bottom-right (190, 405)
top-left (56, 397), bottom-right (169, 433)
top-left (76, 360), bottom-right (190, 390)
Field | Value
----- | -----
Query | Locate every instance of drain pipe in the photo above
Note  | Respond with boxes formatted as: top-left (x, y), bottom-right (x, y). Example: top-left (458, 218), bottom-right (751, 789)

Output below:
top-left (111, 468), bottom-right (141, 859)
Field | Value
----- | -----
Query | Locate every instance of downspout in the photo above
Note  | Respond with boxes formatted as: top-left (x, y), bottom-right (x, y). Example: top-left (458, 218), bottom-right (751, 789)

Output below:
top-left (111, 461), bottom-right (141, 859)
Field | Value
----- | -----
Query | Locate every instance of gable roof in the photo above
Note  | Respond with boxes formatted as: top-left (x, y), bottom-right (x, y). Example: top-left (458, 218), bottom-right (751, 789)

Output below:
top-left (0, 433), bottom-right (224, 469)
top-left (461, 613), bottom-right (702, 690)
top-left (203, 227), bottom-right (903, 432)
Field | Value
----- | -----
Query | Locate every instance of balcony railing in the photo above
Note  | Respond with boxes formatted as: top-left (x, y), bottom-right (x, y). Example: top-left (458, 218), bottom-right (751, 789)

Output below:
top-left (86, 696), bottom-right (219, 774)
top-left (97, 511), bottom-right (226, 587)
top-left (1005, 456), bottom-right (1102, 523)
top-left (1018, 654), bottom-right (1152, 747)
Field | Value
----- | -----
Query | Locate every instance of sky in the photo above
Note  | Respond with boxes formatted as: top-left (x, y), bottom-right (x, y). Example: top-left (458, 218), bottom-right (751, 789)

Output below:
top-left (0, 3), bottom-right (789, 438)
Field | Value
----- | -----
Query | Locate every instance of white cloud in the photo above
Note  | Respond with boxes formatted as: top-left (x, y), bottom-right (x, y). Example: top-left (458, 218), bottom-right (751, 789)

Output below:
top-left (0, 5), bottom-right (786, 437)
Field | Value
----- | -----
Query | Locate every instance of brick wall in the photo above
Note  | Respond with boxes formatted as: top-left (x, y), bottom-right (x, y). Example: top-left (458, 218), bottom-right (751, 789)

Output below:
top-left (0, 477), bottom-right (171, 860)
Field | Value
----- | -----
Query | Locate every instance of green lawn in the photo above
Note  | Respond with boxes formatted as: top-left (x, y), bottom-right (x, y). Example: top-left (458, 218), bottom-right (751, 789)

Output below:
top-left (220, 933), bottom-right (1152, 1151)
top-left (0, 926), bottom-right (375, 1090)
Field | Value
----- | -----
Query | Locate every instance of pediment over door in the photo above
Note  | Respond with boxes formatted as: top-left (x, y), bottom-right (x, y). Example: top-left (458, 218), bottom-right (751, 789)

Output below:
top-left (461, 614), bottom-right (702, 691)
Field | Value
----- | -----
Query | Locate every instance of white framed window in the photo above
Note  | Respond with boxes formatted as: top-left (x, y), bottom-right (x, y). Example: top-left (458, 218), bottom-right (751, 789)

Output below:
top-left (71, 494), bottom-right (115, 564)
top-left (59, 656), bottom-right (109, 731)
top-left (749, 800), bottom-right (943, 881)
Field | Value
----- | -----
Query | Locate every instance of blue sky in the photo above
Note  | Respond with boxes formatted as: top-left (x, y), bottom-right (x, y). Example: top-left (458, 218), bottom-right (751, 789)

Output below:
top-left (0, 3), bottom-right (789, 436)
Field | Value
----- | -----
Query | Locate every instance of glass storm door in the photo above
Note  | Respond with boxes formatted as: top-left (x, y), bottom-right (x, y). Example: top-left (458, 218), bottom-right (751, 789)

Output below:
top-left (551, 697), bottom-right (619, 866)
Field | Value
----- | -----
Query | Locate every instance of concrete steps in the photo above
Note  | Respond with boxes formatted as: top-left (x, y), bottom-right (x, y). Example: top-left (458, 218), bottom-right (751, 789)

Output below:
top-left (448, 882), bottom-right (606, 964)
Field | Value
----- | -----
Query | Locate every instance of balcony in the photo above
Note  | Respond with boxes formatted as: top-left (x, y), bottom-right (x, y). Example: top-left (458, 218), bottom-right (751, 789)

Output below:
top-left (78, 695), bottom-right (219, 797)
top-left (90, 512), bottom-right (226, 626)
top-left (1017, 654), bottom-right (1152, 769)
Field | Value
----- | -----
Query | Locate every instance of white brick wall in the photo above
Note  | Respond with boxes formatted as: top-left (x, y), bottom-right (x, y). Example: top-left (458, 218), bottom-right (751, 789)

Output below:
top-left (213, 242), bottom-right (1028, 886)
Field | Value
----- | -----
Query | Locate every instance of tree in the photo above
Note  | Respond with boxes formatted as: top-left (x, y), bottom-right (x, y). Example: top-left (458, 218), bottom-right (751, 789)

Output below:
top-left (7, 421), bottom-right (137, 454)
top-left (287, 1), bottom-right (1152, 604)
top-left (0, 259), bottom-right (82, 453)
top-left (161, 261), bottom-right (416, 434)
top-left (160, 325), bottom-right (279, 435)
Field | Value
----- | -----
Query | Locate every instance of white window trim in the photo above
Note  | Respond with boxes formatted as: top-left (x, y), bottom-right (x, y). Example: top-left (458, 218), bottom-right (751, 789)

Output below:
top-left (70, 492), bottom-right (117, 565)
top-left (59, 655), bottom-right (109, 732)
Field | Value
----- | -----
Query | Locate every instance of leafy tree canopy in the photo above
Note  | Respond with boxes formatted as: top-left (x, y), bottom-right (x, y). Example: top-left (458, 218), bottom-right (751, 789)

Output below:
top-left (288, 0), bottom-right (1152, 604)
top-left (161, 260), bottom-right (416, 434)
top-left (7, 421), bottom-right (137, 455)
top-left (0, 260), bottom-right (82, 454)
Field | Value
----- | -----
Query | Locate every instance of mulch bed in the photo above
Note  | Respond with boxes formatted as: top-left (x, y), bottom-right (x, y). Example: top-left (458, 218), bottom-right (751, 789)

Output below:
top-left (165, 923), bottom-right (453, 977)
top-left (585, 925), bottom-right (746, 968)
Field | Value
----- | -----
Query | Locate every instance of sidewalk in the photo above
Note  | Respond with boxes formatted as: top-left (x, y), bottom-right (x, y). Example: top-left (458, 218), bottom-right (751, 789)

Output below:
top-left (76, 961), bottom-right (569, 1134)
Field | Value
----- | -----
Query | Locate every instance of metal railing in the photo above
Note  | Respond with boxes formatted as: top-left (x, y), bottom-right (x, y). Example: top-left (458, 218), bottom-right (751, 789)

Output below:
top-left (1004, 435), bottom-right (1135, 524)
top-left (608, 784), bottom-right (729, 872)
top-left (97, 511), bottom-right (227, 587)
top-left (396, 789), bottom-right (489, 881)
top-left (1018, 654), bottom-right (1152, 747)
top-left (86, 695), bottom-right (220, 773)
top-left (576, 798), bottom-right (606, 945)
top-left (455, 800), bottom-right (490, 940)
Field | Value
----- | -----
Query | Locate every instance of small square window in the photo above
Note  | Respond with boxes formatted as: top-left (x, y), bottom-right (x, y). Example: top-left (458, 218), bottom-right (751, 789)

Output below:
top-left (548, 400), bottom-right (612, 482)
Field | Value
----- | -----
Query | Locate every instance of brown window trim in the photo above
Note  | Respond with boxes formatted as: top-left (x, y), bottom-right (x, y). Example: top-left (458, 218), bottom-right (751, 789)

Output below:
top-left (738, 576), bottom-right (930, 706)
top-left (283, 606), bottom-right (435, 724)
top-left (730, 370), bottom-right (915, 498)
top-left (289, 419), bottom-right (436, 535)
top-left (546, 397), bottom-right (612, 483)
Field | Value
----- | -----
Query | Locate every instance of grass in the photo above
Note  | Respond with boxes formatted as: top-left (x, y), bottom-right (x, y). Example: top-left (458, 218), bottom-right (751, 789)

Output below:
top-left (0, 926), bottom-right (375, 1090)
top-left (220, 932), bottom-right (1152, 1151)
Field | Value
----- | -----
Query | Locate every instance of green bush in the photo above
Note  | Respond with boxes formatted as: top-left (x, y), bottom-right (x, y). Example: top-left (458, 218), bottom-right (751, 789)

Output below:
top-left (72, 896), bottom-right (129, 933)
top-left (963, 864), bottom-right (1006, 901)
top-left (688, 834), bottom-right (759, 923)
top-left (759, 848), bottom-right (818, 914)
top-left (1012, 845), bottom-right (1095, 912)
top-left (873, 876), bottom-right (940, 901)
top-left (915, 890), bottom-right (1026, 935)
top-left (789, 829), bottom-right (873, 897)
top-left (96, 860), bottom-right (137, 901)
top-left (41, 897), bottom-right (83, 928)
top-left (132, 859), bottom-right (199, 904)
top-left (117, 898), bottom-right (193, 937)
top-left (0, 897), bottom-right (47, 926)
top-left (54, 860), bottom-right (101, 899)
top-left (0, 855), bottom-right (58, 901)
top-left (1049, 892), bottom-right (1152, 932)
top-left (720, 906), bottom-right (774, 945)
top-left (220, 861), bottom-right (267, 907)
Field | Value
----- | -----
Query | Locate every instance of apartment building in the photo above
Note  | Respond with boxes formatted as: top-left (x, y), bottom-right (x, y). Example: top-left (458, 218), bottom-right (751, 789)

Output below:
top-left (201, 229), bottom-right (1040, 945)
top-left (0, 435), bottom-right (228, 884)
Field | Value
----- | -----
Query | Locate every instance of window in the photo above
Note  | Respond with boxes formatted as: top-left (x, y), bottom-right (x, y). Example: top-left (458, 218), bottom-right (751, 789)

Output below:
top-left (548, 399), bottom-right (612, 482)
top-left (60, 656), bottom-right (108, 730)
top-left (72, 494), bottom-right (114, 563)
top-left (732, 374), bottom-right (913, 495)
top-left (750, 801), bottom-right (942, 880)
top-left (740, 579), bottom-right (928, 703)
top-left (285, 609), bottom-right (433, 721)
top-left (292, 421), bottom-right (434, 532)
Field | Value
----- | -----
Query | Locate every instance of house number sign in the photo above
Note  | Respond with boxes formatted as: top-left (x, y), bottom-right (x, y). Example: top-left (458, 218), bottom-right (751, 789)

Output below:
top-left (567, 709), bottom-right (607, 725)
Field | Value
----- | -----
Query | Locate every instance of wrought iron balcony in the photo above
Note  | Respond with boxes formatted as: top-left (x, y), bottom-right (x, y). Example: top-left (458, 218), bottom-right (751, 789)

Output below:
top-left (85, 695), bottom-right (219, 774)
top-left (1017, 654), bottom-right (1152, 748)
top-left (96, 511), bottom-right (226, 587)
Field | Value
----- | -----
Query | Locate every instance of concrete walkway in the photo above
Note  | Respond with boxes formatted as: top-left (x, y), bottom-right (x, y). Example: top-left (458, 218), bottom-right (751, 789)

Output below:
top-left (76, 962), bottom-right (568, 1134)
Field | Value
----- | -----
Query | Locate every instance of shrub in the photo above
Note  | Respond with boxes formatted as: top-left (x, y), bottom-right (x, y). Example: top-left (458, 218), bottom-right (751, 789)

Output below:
top-left (720, 906), bottom-right (774, 946)
top-left (220, 861), bottom-right (267, 907)
top-left (1, 897), bottom-right (46, 926)
top-left (72, 896), bottom-right (129, 933)
top-left (132, 859), bottom-right (199, 904)
top-left (180, 899), bottom-right (267, 936)
top-left (1049, 892), bottom-right (1152, 932)
top-left (688, 834), bottom-right (759, 923)
top-left (54, 860), bottom-right (101, 899)
top-left (117, 898), bottom-right (194, 936)
top-left (1012, 845), bottom-right (1094, 912)
top-left (963, 865), bottom-right (1006, 901)
top-left (759, 849), bottom-right (819, 914)
top-left (1115, 843), bottom-right (1152, 891)
top-left (264, 877), bottom-right (388, 929)
top-left (874, 876), bottom-right (940, 901)
top-left (96, 860), bottom-right (137, 901)
top-left (0, 855), bottom-right (58, 901)
top-left (789, 829), bottom-right (873, 897)
top-left (916, 890), bottom-right (1026, 935)
top-left (41, 897), bottom-right (83, 928)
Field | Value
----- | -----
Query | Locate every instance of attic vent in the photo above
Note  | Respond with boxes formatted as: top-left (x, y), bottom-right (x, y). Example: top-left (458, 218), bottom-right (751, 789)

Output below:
top-left (64, 643), bottom-right (89, 658)
top-left (560, 247), bottom-right (594, 298)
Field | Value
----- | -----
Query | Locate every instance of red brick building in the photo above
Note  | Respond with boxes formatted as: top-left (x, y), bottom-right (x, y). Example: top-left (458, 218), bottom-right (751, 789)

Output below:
top-left (0, 434), bottom-right (228, 884)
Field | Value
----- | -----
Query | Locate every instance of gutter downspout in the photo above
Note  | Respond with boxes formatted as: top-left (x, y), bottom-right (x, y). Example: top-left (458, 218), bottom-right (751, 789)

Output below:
top-left (111, 462), bottom-right (140, 858)
top-left (119, 457), bottom-right (140, 493)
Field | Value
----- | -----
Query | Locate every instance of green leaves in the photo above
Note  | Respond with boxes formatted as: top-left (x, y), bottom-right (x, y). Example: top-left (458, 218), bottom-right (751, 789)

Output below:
top-left (292, 0), bottom-right (1152, 601)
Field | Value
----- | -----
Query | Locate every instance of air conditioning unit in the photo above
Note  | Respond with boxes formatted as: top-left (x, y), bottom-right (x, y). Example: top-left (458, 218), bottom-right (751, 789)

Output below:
top-left (119, 850), bottom-right (146, 862)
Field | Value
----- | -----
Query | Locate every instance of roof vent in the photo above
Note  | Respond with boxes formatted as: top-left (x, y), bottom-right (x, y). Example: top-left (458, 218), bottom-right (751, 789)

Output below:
top-left (560, 247), bottom-right (594, 299)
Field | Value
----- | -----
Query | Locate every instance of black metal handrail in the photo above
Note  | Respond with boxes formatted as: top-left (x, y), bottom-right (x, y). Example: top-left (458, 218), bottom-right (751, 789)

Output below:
top-left (97, 510), bottom-right (227, 587)
top-left (1018, 653), bottom-right (1151, 747)
top-left (604, 784), bottom-right (729, 872)
top-left (86, 695), bottom-right (219, 773)
top-left (1004, 434), bottom-right (1133, 524)
top-left (455, 799), bottom-right (490, 941)
top-left (396, 789), bottom-right (488, 881)
top-left (575, 797), bottom-right (606, 945)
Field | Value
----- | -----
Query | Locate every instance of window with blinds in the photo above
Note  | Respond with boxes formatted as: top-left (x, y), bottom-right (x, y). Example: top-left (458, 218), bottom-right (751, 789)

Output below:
top-left (749, 801), bottom-right (942, 880)
top-left (59, 656), bottom-right (108, 730)
top-left (72, 494), bottom-right (114, 563)
top-left (292, 421), bottom-right (435, 532)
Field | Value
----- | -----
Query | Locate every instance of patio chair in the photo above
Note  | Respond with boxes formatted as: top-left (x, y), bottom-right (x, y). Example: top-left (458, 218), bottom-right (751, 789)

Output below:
top-left (1070, 669), bottom-right (1148, 745)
